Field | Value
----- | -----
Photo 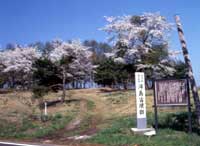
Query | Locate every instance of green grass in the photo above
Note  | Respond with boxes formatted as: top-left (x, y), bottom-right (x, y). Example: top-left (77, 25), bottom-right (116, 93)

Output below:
top-left (103, 91), bottom-right (130, 105)
top-left (32, 113), bottom-right (73, 138)
top-left (0, 113), bottom-right (73, 139)
top-left (88, 115), bottom-right (200, 146)
top-left (87, 100), bottom-right (96, 111)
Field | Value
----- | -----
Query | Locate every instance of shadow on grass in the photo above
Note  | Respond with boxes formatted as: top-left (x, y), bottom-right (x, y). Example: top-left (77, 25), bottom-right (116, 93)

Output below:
top-left (99, 88), bottom-right (135, 93)
top-left (156, 111), bottom-right (200, 135)
top-left (40, 99), bottom-right (81, 108)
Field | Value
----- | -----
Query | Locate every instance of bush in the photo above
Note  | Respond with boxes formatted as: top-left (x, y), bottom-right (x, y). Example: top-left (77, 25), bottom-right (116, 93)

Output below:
top-left (158, 111), bottom-right (200, 134)
top-left (32, 85), bottom-right (49, 121)
top-left (32, 85), bottom-right (49, 99)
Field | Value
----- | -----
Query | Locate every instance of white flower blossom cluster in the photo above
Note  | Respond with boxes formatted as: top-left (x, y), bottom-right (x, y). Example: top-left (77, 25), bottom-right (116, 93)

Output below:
top-left (102, 13), bottom-right (173, 48)
top-left (0, 47), bottom-right (40, 73)
top-left (49, 40), bottom-right (94, 79)
top-left (102, 12), bottom-right (181, 76)
top-left (0, 40), bottom-right (94, 81)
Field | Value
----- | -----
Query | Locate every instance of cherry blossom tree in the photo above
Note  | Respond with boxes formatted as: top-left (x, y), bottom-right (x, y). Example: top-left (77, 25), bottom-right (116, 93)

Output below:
top-left (102, 12), bottom-right (179, 78)
top-left (0, 46), bottom-right (41, 88)
top-left (49, 40), bottom-right (93, 101)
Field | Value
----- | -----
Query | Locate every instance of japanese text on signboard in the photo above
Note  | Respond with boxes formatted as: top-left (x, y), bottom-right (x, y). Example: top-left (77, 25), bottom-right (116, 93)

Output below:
top-left (154, 79), bottom-right (188, 106)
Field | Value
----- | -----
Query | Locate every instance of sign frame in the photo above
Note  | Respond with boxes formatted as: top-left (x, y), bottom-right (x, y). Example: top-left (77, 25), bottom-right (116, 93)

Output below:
top-left (154, 78), bottom-right (188, 107)
top-left (153, 78), bottom-right (192, 133)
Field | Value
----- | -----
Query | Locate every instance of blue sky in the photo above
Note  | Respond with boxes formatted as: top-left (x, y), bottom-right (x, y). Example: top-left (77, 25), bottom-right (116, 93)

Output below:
top-left (0, 0), bottom-right (200, 84)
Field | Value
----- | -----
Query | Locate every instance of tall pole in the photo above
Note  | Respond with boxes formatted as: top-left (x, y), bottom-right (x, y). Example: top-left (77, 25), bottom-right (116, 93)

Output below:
top-left (175, 15), bottom-right (200, 124)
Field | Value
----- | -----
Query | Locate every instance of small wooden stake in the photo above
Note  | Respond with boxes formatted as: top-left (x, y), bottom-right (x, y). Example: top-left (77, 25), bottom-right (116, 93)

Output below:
top-left (44, 102), bottom-right (47, 116)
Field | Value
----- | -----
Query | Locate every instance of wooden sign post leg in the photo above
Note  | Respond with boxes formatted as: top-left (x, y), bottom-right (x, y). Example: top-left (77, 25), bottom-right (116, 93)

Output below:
top-left (154, 101), bottom-right (158, 131)
top-left (153, 81), bottom-right (158, 131)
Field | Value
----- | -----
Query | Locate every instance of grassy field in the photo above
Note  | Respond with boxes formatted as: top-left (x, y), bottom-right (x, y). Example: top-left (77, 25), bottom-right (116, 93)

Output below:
top-left (0, 88), bottom-right (200, 146)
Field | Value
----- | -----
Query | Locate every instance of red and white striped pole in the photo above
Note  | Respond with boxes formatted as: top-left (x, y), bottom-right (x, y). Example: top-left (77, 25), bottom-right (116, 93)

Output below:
top-left (175, 15), bottom-right (200, 124)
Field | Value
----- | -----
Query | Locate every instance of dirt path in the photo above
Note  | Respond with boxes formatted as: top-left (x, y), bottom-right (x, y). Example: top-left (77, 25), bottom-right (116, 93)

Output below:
top-left (65, 99), bottom-right (88, 131)
top-left (69, 89), bottom-right (113, 120)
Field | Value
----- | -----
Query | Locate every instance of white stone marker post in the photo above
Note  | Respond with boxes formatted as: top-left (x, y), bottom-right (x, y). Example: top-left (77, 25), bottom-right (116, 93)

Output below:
top-left (44, 102), bottom-right (47, 116)
top-left (135, 72), bottom-right (147, 129)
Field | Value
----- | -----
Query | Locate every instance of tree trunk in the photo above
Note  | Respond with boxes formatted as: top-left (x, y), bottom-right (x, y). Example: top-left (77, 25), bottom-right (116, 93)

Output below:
top-left (175, 15), bottom-right (200, 124)
top-left (76, 81), bottom-right (78, 89)
top-left (123, 80), bottom-right (128, 90)
top-left (145, 80), bottom-right (149, 90)
top-left (38, 98), bottom-right (44, 121)
top-left (27, 74), bottom-right (32, 90)
top-left (62, 68), bottom-right (66, 102)
top-left (72, 80), bottom-right (75, 88)
top-left (9, 74), bottom-right (15, 89)
top-left (84, 80), bottom-right (86, 88)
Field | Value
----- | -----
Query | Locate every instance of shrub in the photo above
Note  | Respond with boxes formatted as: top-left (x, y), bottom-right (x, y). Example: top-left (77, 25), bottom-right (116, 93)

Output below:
top-left (32, 85), bottom-right (49, 121)
top-left (157, 111), bottom-right (200, 134)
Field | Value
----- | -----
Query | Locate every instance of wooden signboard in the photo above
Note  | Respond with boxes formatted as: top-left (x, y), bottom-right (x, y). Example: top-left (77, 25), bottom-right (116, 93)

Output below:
top-left (153, 78), bottom-right (192, 133)
top-left (154, 79), bottom-right (188, 106)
